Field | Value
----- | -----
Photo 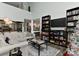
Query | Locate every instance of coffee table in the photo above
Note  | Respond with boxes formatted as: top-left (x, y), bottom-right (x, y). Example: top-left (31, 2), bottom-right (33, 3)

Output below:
top-left (30, 39), bottom-right (47, 56)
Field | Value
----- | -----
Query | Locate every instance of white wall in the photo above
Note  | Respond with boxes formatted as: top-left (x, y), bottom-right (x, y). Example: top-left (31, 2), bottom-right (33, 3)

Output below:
top-left (0, 2), bottom-right (32, 22)
top-left (29, 2), bottom-right (79, 19)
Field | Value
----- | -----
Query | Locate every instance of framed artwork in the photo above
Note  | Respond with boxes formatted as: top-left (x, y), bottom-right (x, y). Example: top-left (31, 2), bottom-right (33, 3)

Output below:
top-left (33, 19), bottom-right (40, 31)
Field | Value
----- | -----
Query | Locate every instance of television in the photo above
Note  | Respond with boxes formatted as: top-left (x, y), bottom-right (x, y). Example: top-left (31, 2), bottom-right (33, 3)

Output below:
top-left (51, 17), bottom-right (67, 27)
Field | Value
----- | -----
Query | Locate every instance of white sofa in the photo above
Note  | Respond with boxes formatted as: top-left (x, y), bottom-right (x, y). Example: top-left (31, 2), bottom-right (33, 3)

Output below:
top-left (0, 32), bottom-right (34, 56)
top-left (4, 32), bottom-right (34, 44)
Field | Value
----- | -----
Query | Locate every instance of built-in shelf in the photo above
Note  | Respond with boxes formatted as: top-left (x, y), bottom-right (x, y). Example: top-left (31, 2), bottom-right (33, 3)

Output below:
top-left (66, 7), bottom-right (79, 33)
top-left (51, 27), bottom-right (66, 31)
top-left (50, 30), bottom-right (68, 47)
top-left (67, 26), bottom-right (76, 28)
top-left (41, 15), bottom-right (51, 41)
top-left (67, 20), bottom-right (78, 22)
top-left (42, 15), bottom-right (68, 47)
top-left (67, 14), bottom-right (79, 17)
top-left (66, 7), bottom-right (79, 45)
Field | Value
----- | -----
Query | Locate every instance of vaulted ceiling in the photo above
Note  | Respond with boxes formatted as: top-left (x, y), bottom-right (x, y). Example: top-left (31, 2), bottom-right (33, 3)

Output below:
top-left (3, 2), bottom-right (30, 12)
top-left (3, 2), bottom-right (22, 7)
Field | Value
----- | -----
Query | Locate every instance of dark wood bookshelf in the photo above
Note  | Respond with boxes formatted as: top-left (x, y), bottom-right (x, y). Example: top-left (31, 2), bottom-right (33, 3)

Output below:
top-left (41, 15), bottom-right (51, 42)
top-left (66, 7), bottom-right (79, 43)
top-left (66, 7), bottom-right (79, 32)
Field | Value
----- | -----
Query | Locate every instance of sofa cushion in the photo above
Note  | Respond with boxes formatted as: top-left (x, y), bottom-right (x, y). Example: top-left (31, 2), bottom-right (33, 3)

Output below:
top-left (0, 33), bottom-right (9, 47)
top-left (4, 32), bottom-right (19, 44)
